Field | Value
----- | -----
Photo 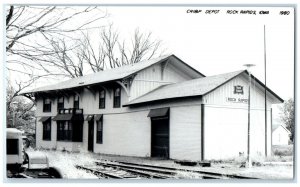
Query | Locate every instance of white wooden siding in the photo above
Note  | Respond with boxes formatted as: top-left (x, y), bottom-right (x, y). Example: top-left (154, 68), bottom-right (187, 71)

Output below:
top-left (272, 126), bottom-right (290, 145)
top-left (129, 63), bottom-right (194, 101)
top-left (36, 120), bottom-right (56, 149)
top-left (36, 119), bottom-right (85, 152)
top-left (130, 64), bottom-right (165, 101)
top-left (204, 105), bottom-right (271, 160)
top-left (81, 87), bottom-right (128, 114)
top-left (170, 105), bottom-right (202, 161)
top-left (36, 86), bottom-right (129, 117)
top-left (164, 62), bottom-right (192, 83)
top-left (203, 75), bottom-right (274, 109)
top-left (202, 74), bottom-right (273, 159)
top-left (93, 111), bottom-right (151, 157)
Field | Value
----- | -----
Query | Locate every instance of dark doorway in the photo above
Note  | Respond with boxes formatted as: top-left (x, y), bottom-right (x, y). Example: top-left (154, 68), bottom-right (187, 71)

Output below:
top-left (88, 120), bottom-right (94, 152)
top-left (151, 116), bottom-right (169, 158)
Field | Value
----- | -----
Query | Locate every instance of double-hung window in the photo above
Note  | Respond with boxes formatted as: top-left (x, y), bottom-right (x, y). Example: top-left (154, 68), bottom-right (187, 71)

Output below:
top-left (43, 98), bottom-right (51, 112)
top-left (42, 119), bottom-right (51, 141)
top-left (96, 118), bottom-right (103, 144)
top-left (57, 96), bottom-right (64, 111)
top-left (57, 121), bottom-right (72, 141)
top-left (113, 87), bottom-right (121, 108)
top-left (74, 95), bottom-right (79, 109)
top-left (99, 89), bottom-right (105, 109)
top-left (57, 121), bottom-right (83, 142)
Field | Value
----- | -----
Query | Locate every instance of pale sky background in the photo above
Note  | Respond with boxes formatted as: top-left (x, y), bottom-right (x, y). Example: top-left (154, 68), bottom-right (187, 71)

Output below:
top-left (103, 6), bottom-right (295, 117)
top-left (0, 0), bottom-right (298, 186)
top-left (15, 6), bottom-right (294, 101)
top-left (103, 6), bottom-right (294, 101)
top-left (6, 5), bottom-right (295, 117)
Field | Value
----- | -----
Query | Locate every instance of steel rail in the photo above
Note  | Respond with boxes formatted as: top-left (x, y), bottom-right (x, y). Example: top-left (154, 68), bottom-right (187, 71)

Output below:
top-left (98, 160), bottom-right (258, 179)
top-left (75, 165), bottom-right (125, 179)
top-left (96, 162), bottom-right (173, 179)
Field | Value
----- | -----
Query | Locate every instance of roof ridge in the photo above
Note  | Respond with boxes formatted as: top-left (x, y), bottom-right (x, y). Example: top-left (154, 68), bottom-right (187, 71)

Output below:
top-left (125, 70), bottom-right (245, 106)
top-left (19, 54), bottom-right (173, 94)
top-left (128, 84), bottom-right (169, 104)
top-left (163, 69), bottom-right (245, 86)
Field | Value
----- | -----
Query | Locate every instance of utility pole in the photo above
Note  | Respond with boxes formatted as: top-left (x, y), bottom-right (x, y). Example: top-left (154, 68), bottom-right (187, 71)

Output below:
top-left (264, 25), bottom-right (268, 156)
top-left (244, 64), bottom-right (255, 168)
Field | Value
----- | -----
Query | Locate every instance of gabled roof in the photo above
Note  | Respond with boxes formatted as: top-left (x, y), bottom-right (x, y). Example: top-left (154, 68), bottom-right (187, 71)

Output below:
top-left (125, 70), bottom-right (284, 106)
top-left (273, 125), bottom-right (291, 134)
top-left (20, 54), bottom-right (204, 94)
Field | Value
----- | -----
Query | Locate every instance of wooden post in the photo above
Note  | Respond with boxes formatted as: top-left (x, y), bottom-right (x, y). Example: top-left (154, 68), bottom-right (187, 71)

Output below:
top-left (201, 104), bottom-right (205, 161)
top-left (264, 25), bottom-right (268, 157)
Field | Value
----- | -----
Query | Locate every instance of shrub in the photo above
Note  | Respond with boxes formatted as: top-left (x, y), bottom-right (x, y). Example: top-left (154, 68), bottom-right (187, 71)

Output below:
top-left (272, 145), bottom-right (293, 156)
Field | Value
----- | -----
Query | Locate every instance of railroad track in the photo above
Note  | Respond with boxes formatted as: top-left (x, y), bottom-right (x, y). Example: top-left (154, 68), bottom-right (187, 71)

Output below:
top-left (95, 161), bottom-right (222, 179)
top-left (76, 160), bottom-right (259, 179)
top-left (95, 161), bottom-right (176, 179)
top-left (116, 161), bottom-right (259, 179)
top-left (75, 165), bottom-right (141, 179)
top-left (122, 161), bottom-right (259, 179)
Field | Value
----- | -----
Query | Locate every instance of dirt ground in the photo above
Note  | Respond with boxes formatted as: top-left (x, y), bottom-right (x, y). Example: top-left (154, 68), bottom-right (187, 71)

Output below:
top-left (95, 153), bottom-right (294, 180)
top-left (36, 149), bottom-right (294, 180)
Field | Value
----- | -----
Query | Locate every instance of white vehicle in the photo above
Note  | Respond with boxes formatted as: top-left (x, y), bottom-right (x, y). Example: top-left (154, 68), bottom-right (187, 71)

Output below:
top-left (6, 128), bottom-right (62, 178)
top-left (7, 128), bottom-right (24, 170)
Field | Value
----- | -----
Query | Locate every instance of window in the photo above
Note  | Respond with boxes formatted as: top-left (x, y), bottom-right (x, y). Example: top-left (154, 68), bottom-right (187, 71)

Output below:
top-left (57, 121), bottom-right (72, 141)
top-left (7, 139), bottom-right (19, 155)
top-left (96, 118), bottom-right (103, 144)
top-left (43, 119), bottom-right (51, 141)
top-left (57, 96), bottom-right (64, 111)
top-left (113, 87), bottom-right (121, 108)
top-left (74, 95), bottom-right (80, 109)
top-left (43, 98), bottom-right (51, 112)
top-left (99, 89), bottom-right (105, 109)
top-left (57, 121), bottom-right (83, 142)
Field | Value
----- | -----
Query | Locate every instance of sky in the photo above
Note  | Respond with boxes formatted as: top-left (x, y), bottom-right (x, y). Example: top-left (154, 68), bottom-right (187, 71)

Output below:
top-left (5, 5), bottom-right (294, 116)
top-left (102, 6), bottom-right (294, 101)
top-left (7, 6), bottom-right (294, 101)
top-left (1, 1), bottom-right (298, 186)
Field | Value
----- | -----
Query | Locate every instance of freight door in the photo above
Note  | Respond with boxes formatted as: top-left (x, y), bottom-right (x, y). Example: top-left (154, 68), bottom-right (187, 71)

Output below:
top-left (151, 116), bottom-right (169, 158)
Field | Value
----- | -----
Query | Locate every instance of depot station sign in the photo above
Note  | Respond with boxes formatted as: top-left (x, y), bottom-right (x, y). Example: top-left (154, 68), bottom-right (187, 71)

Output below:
top-left (226, 85), bottom-right (248, 104)
top-left (226, 97), bottom-right (248, 104)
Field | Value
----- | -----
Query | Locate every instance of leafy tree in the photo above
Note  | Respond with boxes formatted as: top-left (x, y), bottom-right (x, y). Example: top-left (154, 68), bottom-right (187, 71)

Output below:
top-left (280, 98), bottom-right (295, 143)
top-left (6, 80), bottom-right (36, 134)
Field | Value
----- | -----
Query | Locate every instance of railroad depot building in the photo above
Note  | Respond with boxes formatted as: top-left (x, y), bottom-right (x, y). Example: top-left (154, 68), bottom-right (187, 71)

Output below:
top-left (20, 54), bottom-right (283, 161)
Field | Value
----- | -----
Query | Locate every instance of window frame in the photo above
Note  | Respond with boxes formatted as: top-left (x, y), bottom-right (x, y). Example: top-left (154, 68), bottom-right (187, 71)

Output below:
top-left (43, 98), bottom-right (52, 112)
top-left (96, 118), bottom-right (103, 144)
top-left (74, 95), bottom-right (80, 109)
top-left (57, 96), bottom-right (64, 111)
top-left (113, 87), bottom-right (121, 108)
top-left (7, 139), bottom-right (19, 155)
top-left (57, 121), bottom-right (72, 141)
top-left (56, 121), bottom-right (83, 142)
top-left (42, 119), bottom-right (51, 141)
top-left (99, 89), bottom-right (106, 109)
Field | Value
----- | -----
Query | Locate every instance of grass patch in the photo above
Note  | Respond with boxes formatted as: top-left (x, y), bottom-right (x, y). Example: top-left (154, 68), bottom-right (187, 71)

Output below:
top-left (207, 154), bottom-right (293, 166)
top-left (272, 145), bottom-right (293, 156)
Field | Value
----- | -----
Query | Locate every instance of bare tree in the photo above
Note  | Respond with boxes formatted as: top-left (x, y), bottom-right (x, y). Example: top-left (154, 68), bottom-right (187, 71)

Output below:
top-left (78, 32), bottom-right (106, 72)
top-left (31, 25), bottom-right (165, 78)
top-left (6, 5), bottom-right (165, 80)
top-left (103, 26), bottom-right (164, 68)
top-left (6, 5), bottom-right (107, 75)
top-left (6, 6), bottom-right (106, 51)
top-left (83, 25), bottom-right (164, 70)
